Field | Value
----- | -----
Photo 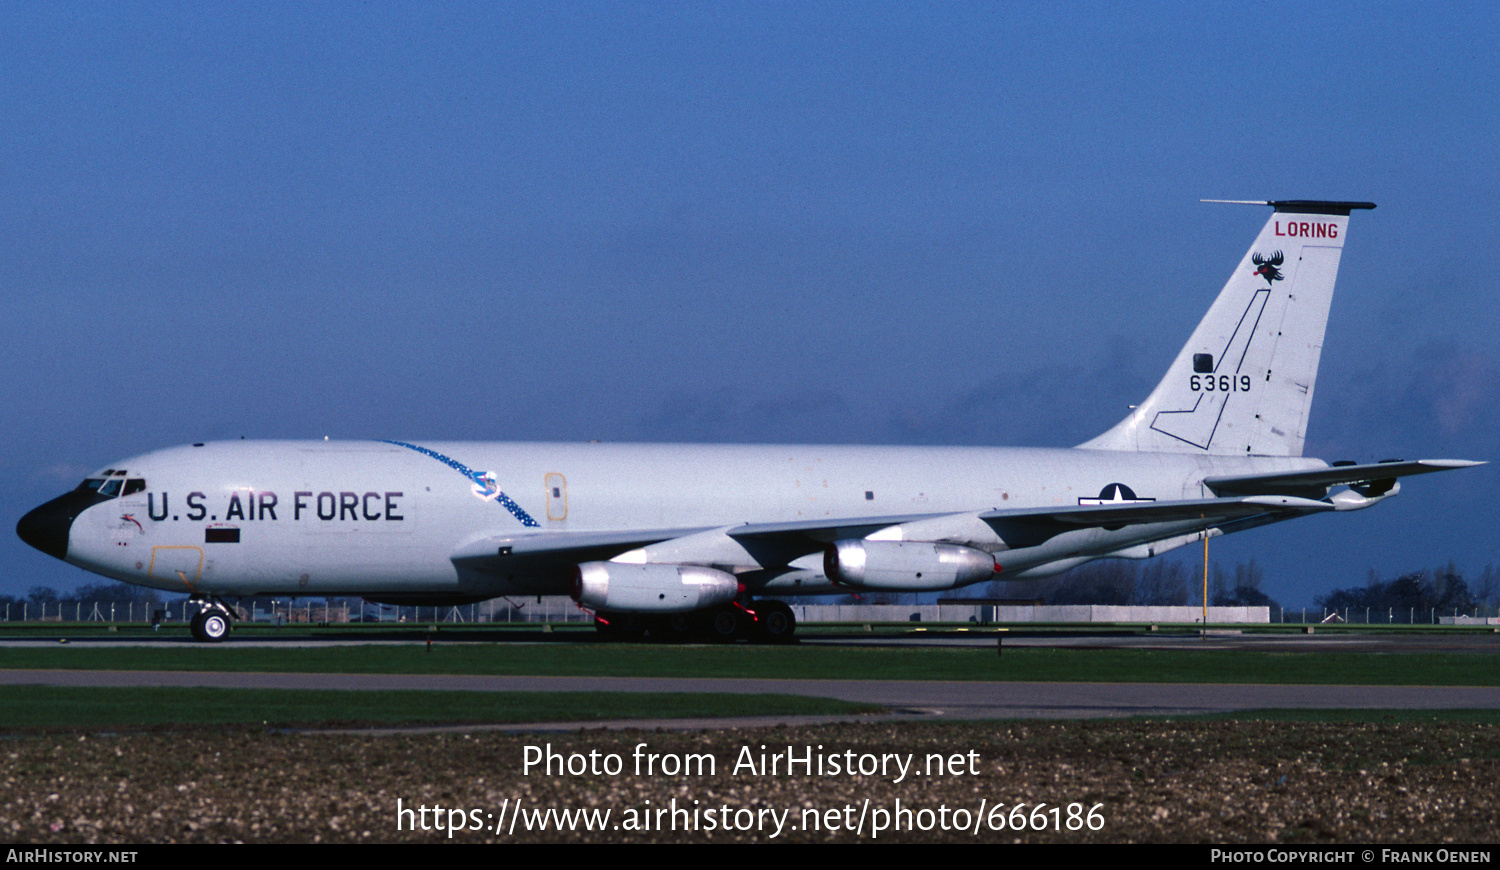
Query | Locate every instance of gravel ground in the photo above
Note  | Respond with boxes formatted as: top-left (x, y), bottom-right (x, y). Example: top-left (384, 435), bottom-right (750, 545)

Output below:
top-left (3, 719), bottom-right (1497, 843)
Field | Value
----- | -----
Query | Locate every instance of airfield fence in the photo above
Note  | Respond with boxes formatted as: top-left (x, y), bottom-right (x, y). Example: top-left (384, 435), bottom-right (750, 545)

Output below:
top-left (0, 597), bottom-right (593, 626)
top-left (2, 598), bottom-right (1497, 626)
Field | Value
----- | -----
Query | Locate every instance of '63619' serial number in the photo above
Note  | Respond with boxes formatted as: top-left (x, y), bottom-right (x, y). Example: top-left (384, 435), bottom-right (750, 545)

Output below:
top-left (1190, 374), bottom-right (1251, 392)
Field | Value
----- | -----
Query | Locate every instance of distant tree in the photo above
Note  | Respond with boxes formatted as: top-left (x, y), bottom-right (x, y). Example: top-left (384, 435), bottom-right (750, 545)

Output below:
top-left (1044, 560), bottom-right (1137, 605)
top-left (1476, 565), bottom-right (1498, 610)
top-left (1318, 585), bottom-right (1373, 612)
top-left (26, 586), bottom-right (60, 605)
top-left (1428, 562), bottom-right (1476, 612)
top-left (1214, 584), bottom-right (1279, 608)
top-left (1234, 558), bottom-right (1264, 594)
top-left (1208, 563), bottom-right (1229, 608)
top-left (1137, 560), bottom-right (1192, 606)
top-left (1040, 558), bottom-right (1266, 606)
top-left (1318, 565), bottom-right (1478, 615)
top-left (72, 582), bottom-right (160, 603)
top-left (1211, 557), bottom-right (1280, 610)
top-left (1382, 573), bottom-right (1429, 610)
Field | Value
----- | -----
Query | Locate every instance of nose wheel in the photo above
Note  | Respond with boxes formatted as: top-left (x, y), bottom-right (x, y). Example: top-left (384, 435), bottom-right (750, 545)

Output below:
top-left (189, 600), bottom-right (235, 643)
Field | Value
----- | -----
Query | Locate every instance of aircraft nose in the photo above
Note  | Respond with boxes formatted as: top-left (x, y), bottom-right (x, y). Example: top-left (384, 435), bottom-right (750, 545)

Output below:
top-left (16, 489), bottom-right (105, 561)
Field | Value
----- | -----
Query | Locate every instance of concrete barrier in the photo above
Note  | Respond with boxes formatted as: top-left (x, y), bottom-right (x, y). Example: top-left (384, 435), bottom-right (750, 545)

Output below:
top-left (790, 604), bottom-right (1269, 624)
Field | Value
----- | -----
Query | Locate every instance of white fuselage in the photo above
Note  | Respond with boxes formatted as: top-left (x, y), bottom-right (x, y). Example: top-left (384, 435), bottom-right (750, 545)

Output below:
top-left (62, 439), bottom-right (1321, 599)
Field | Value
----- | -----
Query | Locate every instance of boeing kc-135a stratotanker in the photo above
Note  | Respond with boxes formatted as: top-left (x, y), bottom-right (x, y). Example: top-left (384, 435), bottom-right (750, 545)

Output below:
top-left (17, 201), bottom-right (1483, 642)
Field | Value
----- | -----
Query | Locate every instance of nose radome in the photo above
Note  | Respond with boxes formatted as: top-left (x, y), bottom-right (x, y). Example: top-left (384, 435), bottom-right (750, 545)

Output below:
top-left (16, 489), bottom-right (107, 561)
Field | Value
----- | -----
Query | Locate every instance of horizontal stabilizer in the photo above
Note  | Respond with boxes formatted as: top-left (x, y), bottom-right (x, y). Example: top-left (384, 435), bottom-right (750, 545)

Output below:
top-left (1205, 459), bottom-right (1484, 498)
top-left (1202, 200), bottom-right (1377, 216)
top-left (979, 495), bottom-right (1332, 527)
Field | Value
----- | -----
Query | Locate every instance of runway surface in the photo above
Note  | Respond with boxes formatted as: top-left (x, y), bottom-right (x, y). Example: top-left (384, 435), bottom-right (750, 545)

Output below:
top-left (4, 628), bottom-right (1497, 729)
top-left (3, 625), bottom-right (1497, 653)
top-left (6, 668), bottom-right (1499, 728)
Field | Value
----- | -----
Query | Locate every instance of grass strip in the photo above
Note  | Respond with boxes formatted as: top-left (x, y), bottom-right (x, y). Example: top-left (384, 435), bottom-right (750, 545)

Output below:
top-left (0, 685), bottom-right (876, 730)
top-left (1, 644), bottom-right (1497, 685)
top-left (1147, 708), bottom-right (1500, 725)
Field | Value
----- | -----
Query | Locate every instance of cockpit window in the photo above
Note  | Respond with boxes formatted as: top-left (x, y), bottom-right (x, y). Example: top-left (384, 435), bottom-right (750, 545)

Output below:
top-left (76, 477), bottom-right (145, 499)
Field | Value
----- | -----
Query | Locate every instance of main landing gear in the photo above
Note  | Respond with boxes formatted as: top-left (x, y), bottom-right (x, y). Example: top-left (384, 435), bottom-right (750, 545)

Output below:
top-left (189, 597), bottom-right (237, 643)
top-left (594, 599), bottom-right (797, 644)
top-left (754, 600), bottom-right (796, 643)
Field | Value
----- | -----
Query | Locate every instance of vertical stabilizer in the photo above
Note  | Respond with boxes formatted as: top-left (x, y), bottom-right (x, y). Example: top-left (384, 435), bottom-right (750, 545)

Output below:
top-left (1080, 200), bottom-right (1375, 456)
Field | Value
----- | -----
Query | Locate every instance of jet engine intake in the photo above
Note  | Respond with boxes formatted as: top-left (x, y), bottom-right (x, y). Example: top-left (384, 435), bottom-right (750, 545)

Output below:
top-left (573, 562), bottom-right (740, 613)
top-left (824, 539), bottom-right (998, 591)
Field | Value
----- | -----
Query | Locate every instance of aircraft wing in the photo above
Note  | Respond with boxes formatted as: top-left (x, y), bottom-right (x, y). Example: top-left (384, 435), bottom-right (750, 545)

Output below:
top-left (727, 513), bottom-right (965, 541)
top-left (730, 496), bottom-right (1332, 541)
top-left (452, 496), bottom-right (1332, 579)
top-left (451, 527), bottom-right (716, 568)
top-left (733, 496), bottom-right (1333, 566)
top-left (1204, 459), bottom-right (1484, 498)
top-left (451, 513), bottom-right (954, 576)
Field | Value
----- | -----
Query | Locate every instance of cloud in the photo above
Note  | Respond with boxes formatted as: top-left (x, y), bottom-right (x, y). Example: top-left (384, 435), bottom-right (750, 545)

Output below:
top-left (1420, 350), bottom-right (1499, 438)
top-left (33, 462), bottom-right (91, 484)
top-left (889, 336), bottom-right (1157, 447)
top-left (638, 388), bottom-right (868, 444)
top-left (1308, 342), bottom-right (1500, 458)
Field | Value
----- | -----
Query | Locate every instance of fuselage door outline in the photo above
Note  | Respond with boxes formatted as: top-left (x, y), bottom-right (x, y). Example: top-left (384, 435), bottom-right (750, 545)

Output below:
top-left (545, 473), bottom-right (568, 521)
top-left (149, 545), bottom-right (205, 591)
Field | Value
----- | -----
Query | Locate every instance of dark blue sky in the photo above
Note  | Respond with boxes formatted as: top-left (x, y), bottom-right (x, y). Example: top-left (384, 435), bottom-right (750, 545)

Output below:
top-left (3, 3), bottom-right (1495, 606)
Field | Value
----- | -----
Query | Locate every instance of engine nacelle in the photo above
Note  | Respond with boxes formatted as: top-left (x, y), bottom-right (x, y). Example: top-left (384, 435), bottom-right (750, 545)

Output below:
top-left (573, 562), bottom-right (740, 613)
top-left (823, 539), bottom-right (998, 591)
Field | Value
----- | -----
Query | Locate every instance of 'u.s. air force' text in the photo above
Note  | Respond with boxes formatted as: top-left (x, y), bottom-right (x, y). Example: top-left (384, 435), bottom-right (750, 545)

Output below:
top-left (145, 491), bottom-right (403, 523)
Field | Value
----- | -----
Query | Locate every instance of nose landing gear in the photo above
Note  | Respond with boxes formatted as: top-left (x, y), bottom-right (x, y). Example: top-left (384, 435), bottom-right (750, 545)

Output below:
top-left (189, 598), bottom-right (237, 643)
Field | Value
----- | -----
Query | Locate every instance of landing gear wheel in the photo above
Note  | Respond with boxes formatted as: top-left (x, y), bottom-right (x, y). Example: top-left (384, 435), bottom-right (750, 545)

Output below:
top-left (191, 610), bottom-right (230, 643)
top-left (755, 600), bottom-right (797, 643)
top-left (707, 606), bottom-right (743, 642)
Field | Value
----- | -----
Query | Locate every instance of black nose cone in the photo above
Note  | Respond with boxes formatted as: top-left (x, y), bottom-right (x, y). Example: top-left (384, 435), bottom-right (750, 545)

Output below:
top-left (17, 489), bottom-right (107, 561)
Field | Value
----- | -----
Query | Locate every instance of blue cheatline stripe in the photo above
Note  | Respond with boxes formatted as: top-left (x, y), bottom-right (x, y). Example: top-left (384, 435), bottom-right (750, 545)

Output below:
top-left (379, 440), bottom-right (540, 527)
